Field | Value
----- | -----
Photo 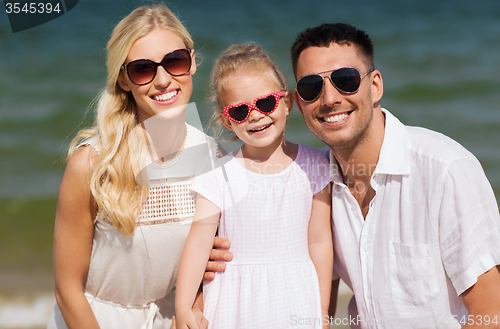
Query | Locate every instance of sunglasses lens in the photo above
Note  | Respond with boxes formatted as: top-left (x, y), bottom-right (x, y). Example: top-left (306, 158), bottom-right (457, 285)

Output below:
top-left (331, 68), bottom-right (361, 93)
top-left (127, 60), bottom-right (157, 85)
top-left (162, 49), bottom-right (192, 76)
top-left (296, 75), bottom-right (324, 101)
top-left (255, 95), bottom-right (277, 113)
top-left (228, 105), bottom-right (249, 122)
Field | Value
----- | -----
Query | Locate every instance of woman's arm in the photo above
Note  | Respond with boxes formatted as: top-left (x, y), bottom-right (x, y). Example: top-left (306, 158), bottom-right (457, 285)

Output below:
top-left (308, 183), bottom-right (333, 329)
top-left (175, 195), bottom-right (221, 329)
top-left (53, 146), bottom-right (100, 329)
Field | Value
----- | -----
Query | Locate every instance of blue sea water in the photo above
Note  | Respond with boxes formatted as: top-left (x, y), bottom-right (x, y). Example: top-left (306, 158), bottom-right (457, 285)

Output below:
top-left (0, 0), bottom-right (499, 327)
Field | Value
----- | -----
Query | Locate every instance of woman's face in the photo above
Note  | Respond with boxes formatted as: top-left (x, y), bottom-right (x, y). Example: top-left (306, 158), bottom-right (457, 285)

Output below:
top-left (118, 28), bottom-right (196, 123)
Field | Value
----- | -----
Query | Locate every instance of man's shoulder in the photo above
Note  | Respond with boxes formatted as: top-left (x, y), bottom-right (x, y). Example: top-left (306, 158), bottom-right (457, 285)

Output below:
top-left (405, 125), bottom-right (477, 164)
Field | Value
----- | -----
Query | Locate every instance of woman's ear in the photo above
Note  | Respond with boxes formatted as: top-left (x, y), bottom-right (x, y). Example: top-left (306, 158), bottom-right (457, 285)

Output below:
top-left (218, 112), bottom-right (234, 131)
top-left (190, 49), bottom-right (197, 76)
top-left (283, 91), bottom-right (294, 116)
top-left (118, 71), bottom-right (131, 92)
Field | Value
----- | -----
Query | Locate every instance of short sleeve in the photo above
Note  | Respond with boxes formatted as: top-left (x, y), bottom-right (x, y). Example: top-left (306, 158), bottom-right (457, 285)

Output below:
top-left (439, 156), bottom-right (500, 295)
top-left (191, 158), bottom-right (226, 211)
top-left (298, 144), bottom-right (332, 195)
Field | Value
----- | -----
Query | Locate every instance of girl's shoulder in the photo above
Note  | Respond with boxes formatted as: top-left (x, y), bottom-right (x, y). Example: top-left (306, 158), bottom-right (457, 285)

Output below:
top-left (295, 144), bottom-right (331, 194)
top-left (296, 143), bottom-right (330, 165)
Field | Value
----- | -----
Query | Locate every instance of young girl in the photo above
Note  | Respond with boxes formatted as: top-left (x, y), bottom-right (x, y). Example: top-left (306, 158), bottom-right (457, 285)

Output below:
top-left (48, 5), bottom-right (212, 329)
top-left (175, 44), bottom-right (333, 329)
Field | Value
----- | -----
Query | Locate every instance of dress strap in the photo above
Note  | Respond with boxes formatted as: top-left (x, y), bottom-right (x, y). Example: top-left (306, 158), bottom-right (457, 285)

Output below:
top-left (73, 136), bottom-right (99, 155)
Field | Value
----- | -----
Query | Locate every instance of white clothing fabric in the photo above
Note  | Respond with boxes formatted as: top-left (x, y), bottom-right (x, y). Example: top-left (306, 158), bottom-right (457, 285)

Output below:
top-left (48, 124), bottom-right (216, 329)
top-left (192, 143), bottom-right (331, 329)
top-left (327, 109), bottom-right (500, 328)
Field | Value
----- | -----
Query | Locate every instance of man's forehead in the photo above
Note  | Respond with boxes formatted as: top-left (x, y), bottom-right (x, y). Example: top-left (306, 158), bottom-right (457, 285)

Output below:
top-left (295, 44), bottom-right (365, 78)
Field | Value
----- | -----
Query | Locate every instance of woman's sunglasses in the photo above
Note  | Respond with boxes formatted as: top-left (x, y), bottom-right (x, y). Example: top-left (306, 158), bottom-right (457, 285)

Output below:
top-left (296, 67), bottom-right (374, 102)
top-left (122, 48), bottom-right (192, 86)
top-left (223, 91), bottom-right (286, 123)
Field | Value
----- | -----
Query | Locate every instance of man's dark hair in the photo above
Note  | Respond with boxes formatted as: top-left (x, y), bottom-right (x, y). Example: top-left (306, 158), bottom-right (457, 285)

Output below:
top-left (291, 23), bottom-right (374, 78)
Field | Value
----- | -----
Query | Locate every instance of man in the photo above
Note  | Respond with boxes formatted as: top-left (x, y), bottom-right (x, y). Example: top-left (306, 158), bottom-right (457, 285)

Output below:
top-left (206, 23), bottom-right (500, 328)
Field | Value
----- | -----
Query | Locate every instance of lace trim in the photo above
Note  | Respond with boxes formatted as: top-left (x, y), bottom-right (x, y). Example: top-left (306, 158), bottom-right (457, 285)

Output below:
top-left (137, 181), bottom-right (195, 222)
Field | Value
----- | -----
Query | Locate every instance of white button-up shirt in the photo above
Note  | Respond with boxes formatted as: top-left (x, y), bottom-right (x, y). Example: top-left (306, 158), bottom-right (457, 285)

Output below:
top-left (328, 109), bottom-right (500, 328)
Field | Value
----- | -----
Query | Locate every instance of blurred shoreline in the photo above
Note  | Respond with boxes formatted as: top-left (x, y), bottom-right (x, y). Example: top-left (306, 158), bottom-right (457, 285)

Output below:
top-left (0, 279), bottom-right (353, 329)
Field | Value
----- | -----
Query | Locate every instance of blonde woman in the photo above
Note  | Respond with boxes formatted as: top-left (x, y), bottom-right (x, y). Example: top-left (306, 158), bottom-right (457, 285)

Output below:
top-left (47, 5), bottom-right (211, 329)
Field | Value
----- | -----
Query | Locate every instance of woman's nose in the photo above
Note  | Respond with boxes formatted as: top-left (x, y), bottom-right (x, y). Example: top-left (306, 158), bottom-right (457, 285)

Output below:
top-left (153, 65), bottom-right (172, 88)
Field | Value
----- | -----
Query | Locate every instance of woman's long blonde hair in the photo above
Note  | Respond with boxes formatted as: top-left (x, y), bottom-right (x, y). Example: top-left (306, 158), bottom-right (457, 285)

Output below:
top-left (69, 4), bottom-right (194, 236)
top-left (207, 43), bottom-right (288, 140)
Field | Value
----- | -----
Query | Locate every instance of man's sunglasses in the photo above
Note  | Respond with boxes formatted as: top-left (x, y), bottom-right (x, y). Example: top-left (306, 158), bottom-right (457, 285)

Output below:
top-left (122, 48), bottom-right (192, 86)
top-left (223, 91), bottom-right (286, 123)
top-left (296, 67), bottom-right (374, 102)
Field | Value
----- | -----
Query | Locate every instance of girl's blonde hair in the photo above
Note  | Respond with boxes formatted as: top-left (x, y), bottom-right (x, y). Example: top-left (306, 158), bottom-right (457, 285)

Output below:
top-left (207, 43), bottom-right (288, 140)
top-left (69, 4), bottom-right (193, 236)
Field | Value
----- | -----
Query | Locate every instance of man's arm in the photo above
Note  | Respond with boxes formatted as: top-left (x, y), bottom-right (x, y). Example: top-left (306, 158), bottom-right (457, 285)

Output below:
top-left (202, 237), bottom-right (233, 280)
top-left (329, 279), bottom-right (340, 318)
top-left (459, 265), bottom-right (500, 328)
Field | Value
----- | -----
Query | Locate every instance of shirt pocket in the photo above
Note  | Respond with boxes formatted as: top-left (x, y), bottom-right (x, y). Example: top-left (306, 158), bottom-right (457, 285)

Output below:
top-left (388, 240), bottom-right (440, 305)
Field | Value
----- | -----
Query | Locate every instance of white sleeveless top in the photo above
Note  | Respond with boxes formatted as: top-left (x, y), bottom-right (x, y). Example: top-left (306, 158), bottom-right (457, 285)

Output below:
top-left (48, 124), bottom-right (217, 329)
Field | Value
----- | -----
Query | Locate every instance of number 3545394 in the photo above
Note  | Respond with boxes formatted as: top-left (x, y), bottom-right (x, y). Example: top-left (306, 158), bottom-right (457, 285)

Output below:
top-left (5, 2), bottom-right (61, 14)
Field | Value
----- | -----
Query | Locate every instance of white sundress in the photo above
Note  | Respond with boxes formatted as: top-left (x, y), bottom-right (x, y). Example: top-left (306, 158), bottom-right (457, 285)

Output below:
top-left (47, 124), bottom-right (217, 329)
top-left (191, 143), bottom-right (331, 329)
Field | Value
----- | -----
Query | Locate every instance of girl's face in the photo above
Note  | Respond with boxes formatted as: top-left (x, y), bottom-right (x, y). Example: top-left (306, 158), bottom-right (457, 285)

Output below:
top-left (118, 28), bottom-right (196, 123)
top-left (219, 70), bottom-right (292, 151)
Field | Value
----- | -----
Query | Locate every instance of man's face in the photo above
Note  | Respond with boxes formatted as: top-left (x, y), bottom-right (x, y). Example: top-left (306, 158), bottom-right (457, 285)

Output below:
top-left (294, 43), bottom-right (382, 151)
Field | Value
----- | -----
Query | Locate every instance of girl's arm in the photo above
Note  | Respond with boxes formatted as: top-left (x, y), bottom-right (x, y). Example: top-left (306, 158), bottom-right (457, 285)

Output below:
top-left (175, 195), bottom-right (221, 329)
top-left (53, 146), bottom-right (100, 329)
top-left (308, 183), bottom-right (333, 329)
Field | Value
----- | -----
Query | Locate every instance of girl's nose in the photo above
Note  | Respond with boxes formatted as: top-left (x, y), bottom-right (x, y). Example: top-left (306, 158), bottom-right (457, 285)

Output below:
top-left (247, 107), bottom-right (265, 122)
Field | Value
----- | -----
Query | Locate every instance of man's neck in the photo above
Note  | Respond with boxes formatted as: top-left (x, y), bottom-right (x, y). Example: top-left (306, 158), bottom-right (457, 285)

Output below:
top-left (330, 108), bottom-right (386, 218)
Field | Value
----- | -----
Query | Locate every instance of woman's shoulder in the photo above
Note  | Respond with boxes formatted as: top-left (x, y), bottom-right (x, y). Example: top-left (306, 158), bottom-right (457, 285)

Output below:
top-left (66, 141), bottom-right (99, 177)
top-left (72, 136), bottom-right (100, 156)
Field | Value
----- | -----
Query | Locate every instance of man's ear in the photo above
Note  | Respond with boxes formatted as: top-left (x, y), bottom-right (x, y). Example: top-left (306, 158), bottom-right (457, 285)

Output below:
top-left (118, 71), bottom-right (131, 92)
top-left (371, 69), bottom-right (383, 104)
top-left (283, 91), bottom-right (294, 116)
top-left (218, 112), bottom-right (234, 131)
top-left (293, 89), bottom-right (304, 116)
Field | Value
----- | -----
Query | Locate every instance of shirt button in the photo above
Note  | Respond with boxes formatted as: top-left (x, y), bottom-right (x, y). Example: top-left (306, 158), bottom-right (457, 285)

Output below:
top-left (363, 245), bottom-right (370, 252)
top-left (351, 204), bottom-right (357, 212)
top-left (367, 292), bottom-right (372, 298)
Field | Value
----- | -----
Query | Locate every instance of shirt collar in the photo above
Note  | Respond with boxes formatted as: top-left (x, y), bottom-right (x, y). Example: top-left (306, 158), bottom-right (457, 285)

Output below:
top-left (329, 108), bottom-right (410, 184)
top-left (375, 108), bottom-right (410, 175)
